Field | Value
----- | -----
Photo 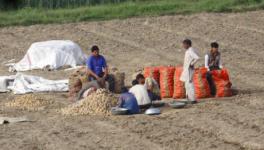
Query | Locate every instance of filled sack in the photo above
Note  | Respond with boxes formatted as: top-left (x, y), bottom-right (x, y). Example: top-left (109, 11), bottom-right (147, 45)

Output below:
top-left (211, 69), bottom-right (232, 97)
top-left (111, 70), bottom-right (125, 94)
top-left (69, 67), bottom-right (88, 91)
top-left (173, 67), bottom-right (186, 99)
top-left (193, 67), bottom-right (211, 99)
top-left (144, 67), bottom-right (160, 83)
top-left (159, 66), bottom-right (175, 98)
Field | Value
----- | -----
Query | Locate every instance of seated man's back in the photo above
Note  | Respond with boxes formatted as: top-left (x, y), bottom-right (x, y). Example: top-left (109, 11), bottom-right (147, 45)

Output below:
top-left (129, 84), bottom-right (151, 106)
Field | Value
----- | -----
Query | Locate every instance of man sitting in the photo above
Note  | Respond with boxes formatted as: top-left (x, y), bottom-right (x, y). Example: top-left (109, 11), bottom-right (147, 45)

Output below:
top-left (205, 42), bottom-right (223, 96)
top-left (205, 42), bottom-right (223, 71)
top-left (145, 77), bottom-right (161, 101)
top-left (118, 87), bottom-right (140, 114)
top-left (86, 45), bottom-right (114, 91)
top-left (129, 74), bottom-right (151, 109)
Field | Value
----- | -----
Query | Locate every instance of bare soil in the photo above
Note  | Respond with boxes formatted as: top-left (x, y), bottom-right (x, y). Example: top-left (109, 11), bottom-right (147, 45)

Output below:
top-left (0, 10), bottom-right (264, 150)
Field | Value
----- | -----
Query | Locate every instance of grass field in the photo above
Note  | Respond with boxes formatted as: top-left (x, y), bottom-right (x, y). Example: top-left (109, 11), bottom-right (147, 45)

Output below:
top-left (0, 0), bottom-right (264, 27)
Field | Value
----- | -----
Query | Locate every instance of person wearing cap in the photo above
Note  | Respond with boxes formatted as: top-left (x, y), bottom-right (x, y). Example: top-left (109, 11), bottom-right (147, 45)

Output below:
top-left (205, 42), bottom-right (223, 96)
top-left (180, 39), bottom-right (200, 104)
top-left (118, 87), bottom-right (140, 114)
top-left (86, 45), bottom-right (114, 91)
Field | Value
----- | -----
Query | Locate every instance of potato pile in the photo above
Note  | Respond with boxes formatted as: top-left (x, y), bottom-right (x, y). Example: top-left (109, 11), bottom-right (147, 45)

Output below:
top-left (5, 94), bottom-right (53, 111)
top-left (61, 89), bottom-right (118, 116)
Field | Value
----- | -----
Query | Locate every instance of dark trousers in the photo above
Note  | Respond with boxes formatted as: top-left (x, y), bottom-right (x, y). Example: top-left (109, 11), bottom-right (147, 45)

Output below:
top-left (206, 72), bottom-right (216, 96)
top-left (148, 91), bottom-right (161, 101)
top-left (89, 73), bottom-right (115, 92)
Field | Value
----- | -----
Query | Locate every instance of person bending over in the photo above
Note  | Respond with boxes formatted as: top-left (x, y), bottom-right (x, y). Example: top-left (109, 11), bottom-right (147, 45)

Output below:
top-left (129, 74), bottom-right (151, 109)
top-left (118, 87), bottom-right (140, 114)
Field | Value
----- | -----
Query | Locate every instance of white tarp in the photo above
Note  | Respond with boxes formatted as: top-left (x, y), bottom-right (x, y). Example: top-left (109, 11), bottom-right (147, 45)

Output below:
top-left (0, 76), bottom-right (15, 92)
top-left (7, 73), bottom-right (68, 94)
top-left (11, 40), bottom-right (87, 71)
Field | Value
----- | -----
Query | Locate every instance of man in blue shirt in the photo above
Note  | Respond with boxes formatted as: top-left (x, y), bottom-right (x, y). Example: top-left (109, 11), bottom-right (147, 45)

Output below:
top-left (86, 45), bottom-right (116, 92)
top-left (118, 87), bottom-right (140, 114)
top-left (86, 45), bottom-right (108, 81)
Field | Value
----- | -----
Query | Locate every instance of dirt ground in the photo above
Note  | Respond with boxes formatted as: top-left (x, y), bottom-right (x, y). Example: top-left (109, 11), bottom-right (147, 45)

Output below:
top-left (0, 10), bottom-right (264, 150)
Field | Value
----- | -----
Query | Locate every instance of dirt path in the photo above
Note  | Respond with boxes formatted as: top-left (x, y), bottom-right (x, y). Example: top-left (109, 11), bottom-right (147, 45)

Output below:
top-left (0, 10), bottom-right (264, 150)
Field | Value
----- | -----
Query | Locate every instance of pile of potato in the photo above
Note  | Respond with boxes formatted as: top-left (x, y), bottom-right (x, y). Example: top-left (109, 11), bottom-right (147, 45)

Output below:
top-left (5, 94), bottom-right (53, 111)
top-left (61, 89), bottom-right (118, 116)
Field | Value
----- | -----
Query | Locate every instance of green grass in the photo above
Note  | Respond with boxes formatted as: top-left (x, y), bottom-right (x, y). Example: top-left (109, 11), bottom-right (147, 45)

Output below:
top-left (0, 0), bottom-right (264, 27)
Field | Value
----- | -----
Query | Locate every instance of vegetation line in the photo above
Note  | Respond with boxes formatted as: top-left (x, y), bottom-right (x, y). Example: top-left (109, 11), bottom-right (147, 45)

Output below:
top-left (0, 0), bottom-right (264, 27)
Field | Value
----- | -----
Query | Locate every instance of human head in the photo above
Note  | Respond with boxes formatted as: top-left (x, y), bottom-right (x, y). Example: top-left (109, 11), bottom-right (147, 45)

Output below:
top-left (132, 80), bottom-right (139, 86)
top-left (121, 87), bottom-right (128, 93)
top-left (136, 74), bottom-right (145, 85)
top-left (91, 45), bottom-right (99, 57)
top-left (182, 39), bottom-right (192, 50)
top-left (210, 42), bottom-right (219, 53)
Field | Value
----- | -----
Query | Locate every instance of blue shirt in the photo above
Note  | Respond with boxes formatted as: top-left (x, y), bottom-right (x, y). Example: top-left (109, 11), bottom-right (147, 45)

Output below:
top-left (119, 93), bottom-right (140, 114)
top-left (86, 55), bottom-right (107, 76)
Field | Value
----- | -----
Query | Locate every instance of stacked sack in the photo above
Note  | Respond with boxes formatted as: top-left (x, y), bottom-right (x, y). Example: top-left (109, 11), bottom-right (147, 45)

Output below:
top-left (210, 69), bottom-right (232, 97)
top-left (110, 68), bottom-right (125, 94)
top-left (144, 67), bottom-right (160, 83)
top-left (144, 66), bottom-right (232, 99)
top-left (69, 67), bottom-right (88, 90)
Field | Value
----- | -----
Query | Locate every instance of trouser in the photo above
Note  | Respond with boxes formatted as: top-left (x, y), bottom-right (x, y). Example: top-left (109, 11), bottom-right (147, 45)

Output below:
top-left (206, 71), bottom-right (216, 96)
top-left (147, 90), bottom-right (161, 101)
top-left (185, 81), bottom-right (196, 101)
top-left (89, 73), bottom-right (115, 92)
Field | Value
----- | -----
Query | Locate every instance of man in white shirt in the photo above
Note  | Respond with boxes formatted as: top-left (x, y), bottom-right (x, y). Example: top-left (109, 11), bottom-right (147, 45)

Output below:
top-left (180, 39), bottom-right (200, 103)
top-left (205, 42), bottom-right (223, 71)
top-left (129, 74), bottom-right (151, 109)
top-left (205, 42), bottom-right (223, 96)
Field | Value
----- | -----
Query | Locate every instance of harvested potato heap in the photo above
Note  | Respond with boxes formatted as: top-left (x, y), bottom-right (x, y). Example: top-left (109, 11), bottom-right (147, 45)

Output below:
top-left (5, 94), bottom-right (53, 111)
top-left (61, 89), bottom-right (118, 116)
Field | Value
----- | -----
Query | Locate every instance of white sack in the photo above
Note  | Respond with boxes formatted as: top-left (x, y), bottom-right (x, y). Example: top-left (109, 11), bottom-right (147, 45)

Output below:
top-left (8, 73), bottom-right (68, 94)
top-left (12, 40), bottom-right (87, 71)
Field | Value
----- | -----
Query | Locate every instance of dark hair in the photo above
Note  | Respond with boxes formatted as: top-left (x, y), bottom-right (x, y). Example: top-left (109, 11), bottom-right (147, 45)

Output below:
top-left (183, 39), bottom-right (192, 46)
top-left (136, 74), bottom-right (145, 81)
top-left (211, 42), bottom-right (219, 48)
top-left (132, 80), bottom-right (139, 86)
top-left (121, 87), bottom-right (128, 93)
top-left (91, 45), bottom-right (99, 52)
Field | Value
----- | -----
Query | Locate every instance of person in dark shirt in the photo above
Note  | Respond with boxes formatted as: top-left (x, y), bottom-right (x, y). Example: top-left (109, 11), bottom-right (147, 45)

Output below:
top-left (86, 45), bottom-right (114, 91)
top-left (205, 42), bottom-right (223, 96)
top-left (118, 87), bottom-right (140, 114)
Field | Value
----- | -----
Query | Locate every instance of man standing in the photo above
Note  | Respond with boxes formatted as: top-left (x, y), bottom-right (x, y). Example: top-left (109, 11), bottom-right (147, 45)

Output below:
top-left (180, 39), bottom-right (200, 103)
top-left (86, 45), bottom-right (114, 91)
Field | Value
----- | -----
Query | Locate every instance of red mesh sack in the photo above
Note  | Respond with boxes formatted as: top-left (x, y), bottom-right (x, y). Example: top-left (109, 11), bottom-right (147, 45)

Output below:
top-left (211, 69), bottom-right (232, 97)
top-left (144, 67), bottom-right (160, 83)
top-left (159, 67), bottom-right (175, 98)
top-left (173, 67), bottom-right (186, 99)
top-left (193, 67), bottom-right (211, 99)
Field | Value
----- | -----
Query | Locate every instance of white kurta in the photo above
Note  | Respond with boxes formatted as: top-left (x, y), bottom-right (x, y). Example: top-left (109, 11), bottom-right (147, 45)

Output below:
top-left (180, 47), bottom-right (200, 101)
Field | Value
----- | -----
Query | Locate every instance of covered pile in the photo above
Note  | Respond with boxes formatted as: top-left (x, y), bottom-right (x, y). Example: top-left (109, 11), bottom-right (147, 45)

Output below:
top-left (5, 94), bottom-right (53, 111)
top-left (61, 89), bottom-right (118, 116)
